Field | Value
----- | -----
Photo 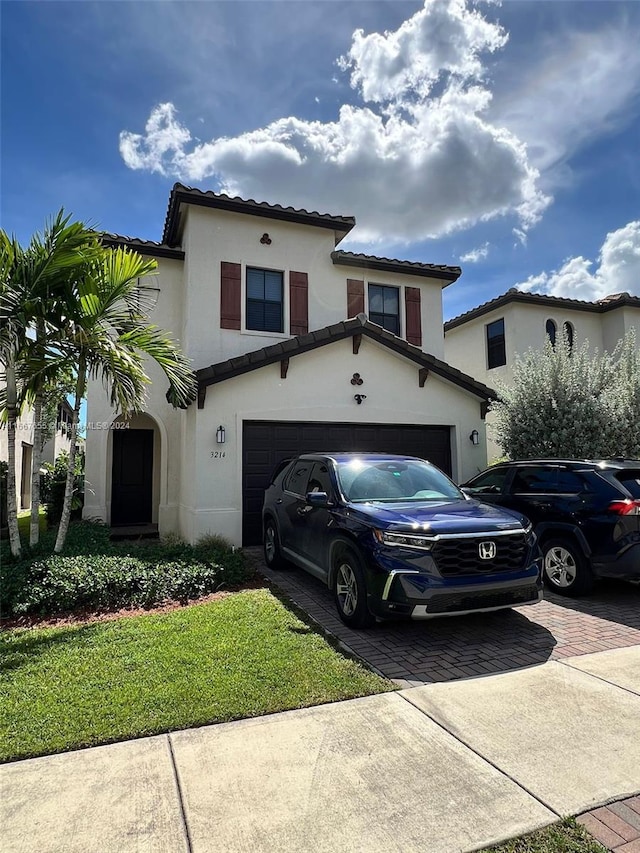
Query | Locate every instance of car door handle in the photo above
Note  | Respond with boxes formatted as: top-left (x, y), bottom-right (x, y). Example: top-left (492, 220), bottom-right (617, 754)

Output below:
top-left (297, 506), bottom-right (311, 516)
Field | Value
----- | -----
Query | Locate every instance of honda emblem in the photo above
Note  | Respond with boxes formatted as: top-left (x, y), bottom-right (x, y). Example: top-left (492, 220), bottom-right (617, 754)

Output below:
top-left (479, 541), bottom-right (497, 560)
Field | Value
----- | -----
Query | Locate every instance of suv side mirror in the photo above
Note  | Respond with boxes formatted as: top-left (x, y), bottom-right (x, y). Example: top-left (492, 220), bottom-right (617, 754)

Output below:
top-left (306, 491), bottom-right (330, 508)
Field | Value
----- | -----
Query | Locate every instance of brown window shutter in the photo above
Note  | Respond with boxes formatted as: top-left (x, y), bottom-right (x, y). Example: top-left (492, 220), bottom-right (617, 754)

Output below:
top-left (220, 262), bottom-right (241, 329)
top-left (347, 279), bottom-right (365, 317)
top-left (405, 287), bottom-right (422, 347)
top-left (289, 271), bottom-right (308, 336)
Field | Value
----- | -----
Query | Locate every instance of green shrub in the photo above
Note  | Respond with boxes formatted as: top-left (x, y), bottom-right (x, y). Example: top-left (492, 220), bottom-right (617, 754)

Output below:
top-left (0, 520), bottom-right (251, 617)
top-left (43, 451), bottom-right (84, 525)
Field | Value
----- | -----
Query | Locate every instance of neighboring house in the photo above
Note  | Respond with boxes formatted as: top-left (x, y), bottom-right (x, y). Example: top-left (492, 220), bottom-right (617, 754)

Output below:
top-left (0, 397), bottom-right (75, 511)
top-left (84, 183), bottom-right (494, 546)
top-left (444, 288), bottom-right (640, 460)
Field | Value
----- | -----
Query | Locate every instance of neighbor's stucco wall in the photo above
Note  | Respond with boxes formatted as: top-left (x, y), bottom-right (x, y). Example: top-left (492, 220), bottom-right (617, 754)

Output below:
top-left (444, 301), bottom-right (640, 461)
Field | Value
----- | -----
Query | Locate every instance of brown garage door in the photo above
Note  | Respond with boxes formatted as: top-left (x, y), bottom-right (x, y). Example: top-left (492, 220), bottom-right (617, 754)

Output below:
top-left (242, 420), bottom-right (452, 545)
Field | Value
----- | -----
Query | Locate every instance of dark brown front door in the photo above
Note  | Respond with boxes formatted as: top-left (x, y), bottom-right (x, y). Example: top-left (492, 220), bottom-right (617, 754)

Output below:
top-left (242, 420), bottom-right (452, 545)
top-left (111, 429), bottom-right (153, 526)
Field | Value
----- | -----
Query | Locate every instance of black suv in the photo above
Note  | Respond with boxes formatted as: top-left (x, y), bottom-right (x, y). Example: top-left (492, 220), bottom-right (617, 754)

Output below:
top-left (263, 453), bottom-right (541, 628)
top-left (461, 460), bottom-right (640, 595)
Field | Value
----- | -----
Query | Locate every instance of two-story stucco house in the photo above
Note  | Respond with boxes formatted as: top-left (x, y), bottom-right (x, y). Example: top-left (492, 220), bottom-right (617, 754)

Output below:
top-left (444, 288), bottom-right (640, 460)
top-left (83, 184), bottom-right (494, 546)
top-left (0, 397), bottom-right (74, 512)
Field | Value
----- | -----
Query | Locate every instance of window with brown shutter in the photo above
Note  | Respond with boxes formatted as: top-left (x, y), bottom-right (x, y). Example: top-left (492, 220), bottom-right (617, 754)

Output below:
top-left (405, 286), bottom-right (422, 347)
top-left (347, 279), bottom-right (365, 317)
top-left (220, 262), bottom-right (241, 329)
top-left (289, 271), bottom-right (308, 336)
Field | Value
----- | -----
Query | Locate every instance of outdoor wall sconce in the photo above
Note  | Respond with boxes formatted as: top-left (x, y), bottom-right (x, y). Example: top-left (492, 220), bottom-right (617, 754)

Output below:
top-left (469, 429), bottom-right (480, 446)
top-left (350, 373), bottom-right (364, 386)
top-left (354, 394), bottom-right (367, 405)
top-left (216, 425), bottom-right (226, 444)
top-left (260, 233), bottom-right (272, 245)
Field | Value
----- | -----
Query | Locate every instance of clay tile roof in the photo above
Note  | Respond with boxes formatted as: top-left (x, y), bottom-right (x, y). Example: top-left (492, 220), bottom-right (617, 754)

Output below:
top-left (100, 233), bottom-right (185, 260)
top-left (162, 183), bottom-right (356, 247)
top-left (331, 250), bottom-right (461, 284)
top-left (444, 288), bottom-right (640, 331)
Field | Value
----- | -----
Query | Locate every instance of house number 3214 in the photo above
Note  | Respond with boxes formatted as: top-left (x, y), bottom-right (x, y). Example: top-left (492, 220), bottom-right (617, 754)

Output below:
top-left (211, 451), bottom-right (226, 459)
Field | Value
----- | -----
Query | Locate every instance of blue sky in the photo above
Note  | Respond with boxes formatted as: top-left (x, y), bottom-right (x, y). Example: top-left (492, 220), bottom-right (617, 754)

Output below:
top-left (2, 0), bottom-right (639, 324)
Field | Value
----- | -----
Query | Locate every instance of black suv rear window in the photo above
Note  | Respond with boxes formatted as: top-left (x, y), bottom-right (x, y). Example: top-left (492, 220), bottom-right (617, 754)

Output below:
top-left (615, 470), bottom-right (640, 498)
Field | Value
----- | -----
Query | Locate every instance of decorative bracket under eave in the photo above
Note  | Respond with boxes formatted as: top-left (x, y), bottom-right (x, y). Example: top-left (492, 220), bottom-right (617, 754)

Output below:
top-left (197, 386), bottom-right (207, 409)
top-left (480, 401), bottom-right (489, 420)
top-left (352, 334), bottom-right (362, 355)
top-left (418, 368), bottom-right (429, 388)
top-left (280, 358), bottom-right (289, 379)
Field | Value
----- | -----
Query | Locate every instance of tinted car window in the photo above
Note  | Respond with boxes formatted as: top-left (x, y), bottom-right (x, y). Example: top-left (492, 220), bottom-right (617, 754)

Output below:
top-left (285, 460), bottom-right (313, 496)
top-left (511, 467), bottom-right (583, 494)
top-left (307, 462), bottom-right (333, 496)
top-left (512, 467), bottom-right (559, 493)
top-left (464, 467), bottom-right (510, 493)
top-left (616, 470), bottom-right (640, 498)
top-left (337, 459), bottom-right (462, 502)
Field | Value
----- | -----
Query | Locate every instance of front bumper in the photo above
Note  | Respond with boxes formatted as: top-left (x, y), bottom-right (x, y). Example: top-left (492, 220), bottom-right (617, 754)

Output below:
top-left (369, 573), bottom-right (542, 619)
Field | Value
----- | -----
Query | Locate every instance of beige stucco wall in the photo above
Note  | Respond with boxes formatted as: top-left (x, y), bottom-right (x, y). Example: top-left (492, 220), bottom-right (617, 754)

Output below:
top-left (179, 205), bottom-right (448, 368)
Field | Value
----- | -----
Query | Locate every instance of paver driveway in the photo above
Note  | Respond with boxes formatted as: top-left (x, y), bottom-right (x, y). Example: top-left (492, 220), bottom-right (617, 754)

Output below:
top-left (253, 550), bottom-right (640, 686)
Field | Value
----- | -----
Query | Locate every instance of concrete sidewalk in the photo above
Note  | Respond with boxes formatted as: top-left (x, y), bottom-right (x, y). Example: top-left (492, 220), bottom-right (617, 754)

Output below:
top-left (2, 646), bottom-right (639, 853)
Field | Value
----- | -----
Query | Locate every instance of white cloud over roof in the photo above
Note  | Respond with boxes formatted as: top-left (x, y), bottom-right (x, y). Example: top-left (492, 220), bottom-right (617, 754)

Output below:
top-left (517, 221), bottom-right (640, 300)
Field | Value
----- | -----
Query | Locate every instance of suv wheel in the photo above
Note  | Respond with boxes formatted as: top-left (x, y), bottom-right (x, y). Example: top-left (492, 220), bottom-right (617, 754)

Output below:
top-left (542, 537), bottom-right (593, 596)
top-left (264, 518), bottom-right (286, 570)
top-left (333, 548), bottom-right (375, 629)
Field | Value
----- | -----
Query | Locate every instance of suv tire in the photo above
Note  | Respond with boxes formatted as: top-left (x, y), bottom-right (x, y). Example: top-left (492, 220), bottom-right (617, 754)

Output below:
top-left (542, 537), bottom-right (593, 596)
top-left (264, 518), bottom-right (286, 570)
top-left (333, 547), bottom-right (375, 629)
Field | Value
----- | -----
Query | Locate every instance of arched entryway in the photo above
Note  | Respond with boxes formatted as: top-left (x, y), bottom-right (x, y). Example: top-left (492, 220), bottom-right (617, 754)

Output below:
top-left (109, 413), bottom-right (161, 528)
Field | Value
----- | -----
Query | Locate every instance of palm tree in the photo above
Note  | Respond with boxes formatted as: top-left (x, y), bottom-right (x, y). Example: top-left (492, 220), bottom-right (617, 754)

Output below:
top-left (1, 213), bottom-right (100, 556)
top-left (53, 244), bottom-right (197, 553)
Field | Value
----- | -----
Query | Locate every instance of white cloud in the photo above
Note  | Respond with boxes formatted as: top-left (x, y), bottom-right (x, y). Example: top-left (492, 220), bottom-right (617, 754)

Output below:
top-left (517, 221), bottom-right (640, 301)
top-left (338, 0), bottom-right (507, 104)
top-left (460, 242), bottom-right (489, 263)
top-left (120, 0), bottom-right (549, 243)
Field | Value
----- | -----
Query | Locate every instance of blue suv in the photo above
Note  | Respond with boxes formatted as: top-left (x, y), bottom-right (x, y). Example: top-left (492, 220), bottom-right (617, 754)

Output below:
top-left (262, 454), bottom-right (542, 628)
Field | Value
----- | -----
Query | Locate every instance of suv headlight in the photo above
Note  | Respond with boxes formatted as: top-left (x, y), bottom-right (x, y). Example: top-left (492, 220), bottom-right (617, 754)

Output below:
top-left (374, 529), bottom-right (434, 549)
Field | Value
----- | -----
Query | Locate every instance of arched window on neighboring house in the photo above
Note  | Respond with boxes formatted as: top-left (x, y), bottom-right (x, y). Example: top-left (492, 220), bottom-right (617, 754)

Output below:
top-left (563, 321), bottom-right (574, 355)
top-left (545, 319), bottom-right (557, 349)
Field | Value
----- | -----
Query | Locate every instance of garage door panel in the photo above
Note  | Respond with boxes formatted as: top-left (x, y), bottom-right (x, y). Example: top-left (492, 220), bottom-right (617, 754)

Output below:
top-left (242, 421), bottom-right (452, 546)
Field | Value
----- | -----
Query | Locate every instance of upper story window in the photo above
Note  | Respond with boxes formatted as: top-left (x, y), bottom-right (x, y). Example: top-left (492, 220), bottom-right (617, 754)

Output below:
top-left (486, 318), bottom-right (506, 369)
top-left (369, 284), bottom-right (400, 336)
top-left (246, 267), bottom-right (283, 333)
top-left (545, 319), bottom-right (557, 349)
top-left (563, 321), bottom-right (574, 355)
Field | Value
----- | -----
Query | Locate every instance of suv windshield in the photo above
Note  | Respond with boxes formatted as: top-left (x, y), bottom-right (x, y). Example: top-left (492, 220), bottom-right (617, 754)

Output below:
top-left (336, 458), bottom-right (462, 503)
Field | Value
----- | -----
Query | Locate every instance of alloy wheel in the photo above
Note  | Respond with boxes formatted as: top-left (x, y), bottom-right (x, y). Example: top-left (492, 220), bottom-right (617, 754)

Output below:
top-left (265, 525), bottom-right (276, 563)
top-left (336, 562), bottom-right (358, 616)
top-left (544, 546), bottom-right (577, 588)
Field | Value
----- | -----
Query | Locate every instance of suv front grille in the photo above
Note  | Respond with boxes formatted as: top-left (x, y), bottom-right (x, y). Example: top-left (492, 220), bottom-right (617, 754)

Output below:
top-left (432, 533), bottom-right (528, 576)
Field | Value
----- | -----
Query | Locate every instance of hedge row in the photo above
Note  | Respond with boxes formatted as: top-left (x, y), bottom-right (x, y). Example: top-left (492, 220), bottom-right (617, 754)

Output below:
top-left (1, 522), bottom-right (251, 617)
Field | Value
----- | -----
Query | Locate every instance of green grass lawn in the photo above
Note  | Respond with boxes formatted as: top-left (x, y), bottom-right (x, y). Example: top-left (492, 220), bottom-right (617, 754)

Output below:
top-left (483, 819), bottom-right (606, 853)
top-left (0, 588), bottom-right (392, 763)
